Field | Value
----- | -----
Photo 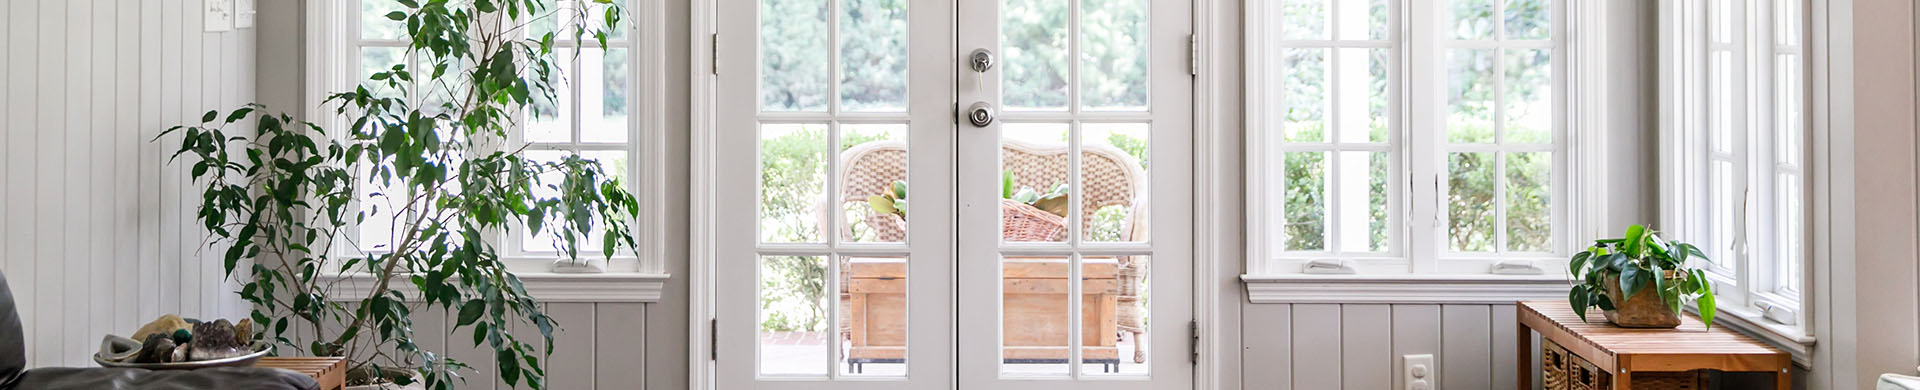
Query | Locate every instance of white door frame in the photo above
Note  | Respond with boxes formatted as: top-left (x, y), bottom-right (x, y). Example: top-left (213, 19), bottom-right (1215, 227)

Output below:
top-left (689, 0), bottom-right (1207, 387)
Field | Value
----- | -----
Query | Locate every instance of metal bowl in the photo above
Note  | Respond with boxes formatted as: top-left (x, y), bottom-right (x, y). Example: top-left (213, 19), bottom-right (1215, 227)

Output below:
top-left (93, 341), bottom-right (274, 370)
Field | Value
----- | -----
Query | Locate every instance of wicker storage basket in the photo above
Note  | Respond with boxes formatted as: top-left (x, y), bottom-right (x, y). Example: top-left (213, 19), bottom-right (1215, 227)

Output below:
top-left (1001, 199), bottom-right (1066, 241)
top-left (1570, 355), bottom-right (1609, 390)
top-left (1543, 339), bottom-right (1571, 390)
top-left (1565, 350), bottom-right (1706, 390)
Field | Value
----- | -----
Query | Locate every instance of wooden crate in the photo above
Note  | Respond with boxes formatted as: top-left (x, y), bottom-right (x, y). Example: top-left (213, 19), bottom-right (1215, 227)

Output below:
top-left (844, 257), bottom-right (1120, 370)
top-left (256, 356), bottom-right (347, 390)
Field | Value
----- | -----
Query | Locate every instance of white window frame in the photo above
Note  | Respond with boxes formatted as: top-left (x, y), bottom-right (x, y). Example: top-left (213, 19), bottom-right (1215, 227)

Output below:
top-left (1664, 0), bottom-right (1810, 332)
top-left (305, 0), bottom-right (671, 280)
top-left (1246, 0), bottom-right (1582, 281)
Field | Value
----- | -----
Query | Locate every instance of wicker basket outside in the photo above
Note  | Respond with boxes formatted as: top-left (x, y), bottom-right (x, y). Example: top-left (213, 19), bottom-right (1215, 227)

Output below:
top-left (1543, 339), bottom-right (1571, 390)
top-left (1001, 199), bottom-right (1067, 242)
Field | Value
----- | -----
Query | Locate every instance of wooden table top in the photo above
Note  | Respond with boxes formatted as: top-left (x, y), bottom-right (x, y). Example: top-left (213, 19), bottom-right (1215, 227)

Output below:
top-left (1519, 300), bottom-right (1788, 374)
top-left (256, 356), bottom-right (348, 390)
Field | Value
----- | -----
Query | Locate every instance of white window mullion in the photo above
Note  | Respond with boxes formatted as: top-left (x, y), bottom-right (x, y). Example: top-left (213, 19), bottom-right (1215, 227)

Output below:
top-left (1405, 0), bottom-right (1439, 274)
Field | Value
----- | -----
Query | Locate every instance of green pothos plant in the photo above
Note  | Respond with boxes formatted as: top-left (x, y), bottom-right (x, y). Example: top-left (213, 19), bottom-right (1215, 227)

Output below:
top-left (1567, 225), bottom-right (1719, 329)
top-left (161, 0), bottom-right (635, 388)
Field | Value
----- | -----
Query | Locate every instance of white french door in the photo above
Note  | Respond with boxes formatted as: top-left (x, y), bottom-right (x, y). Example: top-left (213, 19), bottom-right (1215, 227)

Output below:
top-left (714, 0), bottom-right (1190, 385)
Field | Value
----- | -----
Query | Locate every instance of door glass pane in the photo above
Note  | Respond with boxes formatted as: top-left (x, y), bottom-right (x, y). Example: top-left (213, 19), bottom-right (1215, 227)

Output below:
top-left (1082, 255), bottom-right (1145, 376)
top-left (1503, 0), bottom-right (1549, 40)
top-left (1447, 49), bottom-right (1495, 144)
top-left (1001, 256), bottom-right (1075, 377)
top-left (760, 255), bottom-right (830, 376)
top-left (1282, 48), bottom-right (1328, 143)
top-left (1083, 123), bottom-right (1148, 243)
top-left (1335, 151), bottom-right (1388, 252)
top-left (841, 256), bottom-right (908, 376)
top-left (1333, 48), bottom-right (1387, 143)
top-left (1278, 0), bottom-right (1326, 40)
top-left (841, 124), bottom-right (909, 243)
top-left (1504, 48), bottom-right (1552, 144)
top-left (1448, 152), bottom-right (1495, 252)
top-left (1002, 123), bottom-right (1071, 243)
top-left (526, 51), bottom-right (573, 143)
top-left (1080, 0), bottom-right (1148, 111)
top-left (761, 0), bottom-right (830, 111)
top-left (1002, 0), bottom-right (1069, 110)
top-left (1333, 0), bottom-right (1388, 41)
top-left (583, 47), bottom-right (630, 143)
top-left (840, 0), bottom-right (908, 112)
top-left (761, 123), bottom-right (828, 243)
top-left (1450, 0), bottom-right (1494, 40)
top-left (1504, 152), bottom-right (1551, 252)
top-left (1282, 151), bottom-right (1327, 251)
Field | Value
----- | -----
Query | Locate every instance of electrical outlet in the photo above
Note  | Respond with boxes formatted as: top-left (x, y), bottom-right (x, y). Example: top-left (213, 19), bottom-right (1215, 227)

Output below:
top-left (1404, 354), bottom-right (1435, 390)
top-left (204, 0), bottom-right (234, 32)
top-left (235, 0), bottom-right (257, 29)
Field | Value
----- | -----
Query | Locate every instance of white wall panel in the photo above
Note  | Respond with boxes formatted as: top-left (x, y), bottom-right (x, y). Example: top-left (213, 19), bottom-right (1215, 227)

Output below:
top-left (1242, 303), bottom-right (1293, 390)
top-left (1339, 304), bottom-right (1391, 390)
top-left (1246, 303), bottom-right (1550, 390)
top-left (0, 0), bottom-right (255, 368)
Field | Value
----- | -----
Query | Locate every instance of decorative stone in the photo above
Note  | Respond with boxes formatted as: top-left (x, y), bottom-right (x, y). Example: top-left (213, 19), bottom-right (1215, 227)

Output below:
top-left (133, 334), bottom-right (176, 364)
top-left (171, 328), bottom-right (192, 344)
top-left (170, 343), bottom-right (190, 363)
top-left (131, 315), bottom-right (192, 345)
top-left (234, 318), bottom-right (254, 345)
top-left (189, 320), bottom-right (247, 361)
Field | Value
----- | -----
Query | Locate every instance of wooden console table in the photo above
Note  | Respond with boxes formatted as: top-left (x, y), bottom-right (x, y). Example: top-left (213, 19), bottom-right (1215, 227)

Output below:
top-left (257, 356), bottom-right (347, 390)
top-left (1517, 301), bottom-right (1789, 390)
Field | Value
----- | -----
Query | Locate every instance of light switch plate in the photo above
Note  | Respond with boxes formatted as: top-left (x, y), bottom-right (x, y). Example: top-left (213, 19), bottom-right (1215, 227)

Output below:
top-left (235, 0), bottom-right (257, 29)
top-left (204, 0), bottom-right (234, 32)
top-left (1403, 354), bottom-right (1435, 390)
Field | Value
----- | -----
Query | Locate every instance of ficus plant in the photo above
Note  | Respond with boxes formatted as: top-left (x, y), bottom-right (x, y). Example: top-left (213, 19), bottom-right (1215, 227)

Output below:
top-left (1567, 224), bottom-right (1719, 329)
top-left (160, 0), bottom-right (636, 388)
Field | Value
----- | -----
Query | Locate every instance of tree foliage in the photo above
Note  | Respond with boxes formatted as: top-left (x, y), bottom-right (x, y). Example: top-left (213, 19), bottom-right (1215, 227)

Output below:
top-left (161, 1), bottom-right (639, 388)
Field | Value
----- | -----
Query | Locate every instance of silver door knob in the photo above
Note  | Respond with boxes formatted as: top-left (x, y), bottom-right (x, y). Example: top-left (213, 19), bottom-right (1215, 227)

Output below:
top-left (969, 49), bottom-right (995, 72)
top-left (967, 102), bottom-right (995, 127)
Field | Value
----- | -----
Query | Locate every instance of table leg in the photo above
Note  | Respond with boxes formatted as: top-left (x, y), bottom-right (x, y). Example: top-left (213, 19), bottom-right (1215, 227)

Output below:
top-left (1777, 368), bottom-right (1792, 390)
top-left (1517, 323), bottom-right (1532, 390)
top-left (1614, 370), bottom-right (1631, 390)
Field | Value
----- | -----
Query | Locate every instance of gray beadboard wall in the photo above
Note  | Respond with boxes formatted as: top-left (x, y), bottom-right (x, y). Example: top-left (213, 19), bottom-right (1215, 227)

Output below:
top-left (0, 0), bottom-right (257, 368)
top-left (1242, 303), bottom-right (1544, 390)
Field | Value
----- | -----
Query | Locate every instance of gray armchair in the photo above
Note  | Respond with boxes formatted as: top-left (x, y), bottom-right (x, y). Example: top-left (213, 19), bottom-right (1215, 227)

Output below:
top-left (0, 271), bottom-right (318, 390)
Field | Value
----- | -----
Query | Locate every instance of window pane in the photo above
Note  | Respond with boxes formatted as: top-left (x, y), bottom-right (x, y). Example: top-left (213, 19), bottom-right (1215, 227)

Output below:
top-left (583, 47), bottom-right (630, 143)
top-left (1777, 174), bottom-right (1802, 292)
top-left (357, 163), bottom-right (399, 252)
top-left (1447, 49), bottom-right (1496, 144)
top-left (1282, 152), bottom-right (1327, 251)
top-left (1504, 48), bottom-right (1552, 144)
top-left (1282, 48), bottom-right (1328, 143)
top-left (1279, 0), bottom-right (1327, 40)
top-left (1450, 0), bottom-right (1494, 40)
top-left (360, 47), bottom-right (407, 100)
top-left (1002, 123), bottom-right (1071, 243)
top-left (1333, 0), bottom-right (1388, 41)
top-left (521, 150), bottom-right (570, 252)
top-left (760, 255), bottom-right (829, 376)
top-left (1003, 0), bottom-right (1069, 110)
top-left (1369, 152), bottom-right (1390, 251)
top-left (1709, 160), bottom-right (1734, 268)
top-left (761, 123), bottom-right (828, 243)
top-left (1333, 48), bottom-right (1388, 143)
top-left (596, 0), bottom-right (629, 41)
top-left (841, 0), bottom-right (908, 112)
top-left (761, 0), bottom-right (830, 111)
top-left (526, 51), bottom-right (573, 143)
top-left (999, 256), bottom-right (1075, 377)
top-left (361, 0), bottom-right (408, 40)
top-left (1503, 0), bottom-right (1549, 40)
top-left (1448, 152), bottom-right (1495, 252)
top-left (1776, 55), bottom-right (1803, 164)
top-left (526, 0), bottom-right (572, 40)
top-left (1710, 51), bottom-right (1732, 153)
top-left (1774, 0), bottom-right (1799, 45)
top-left (1505, 152), bottom-right (1551, 252)
top-left (1710, 0), bottom-right (1730, 43)
top-left (1084, 255), bottom-right (1148, 375)
top-left (842, 256), bottom-right (908, 376)
top-left (1084, 123), bottom-right (1150, 242)
top-left (1081, 0), bottom-right (1149, 110)
top-left (579, 150), bottom-right (631, 249)
top-left (1335, 151), bottom-right (1388, 252)
top-left (841, 124), bottom-right (909, 243)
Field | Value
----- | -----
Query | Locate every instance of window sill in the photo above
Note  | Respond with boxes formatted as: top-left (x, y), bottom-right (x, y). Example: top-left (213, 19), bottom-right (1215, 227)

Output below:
top-left (1703, 302), bottom-right (1814, 367)
top-left (1240, 274), bottom-right (1571, 304)
top-left (321, 271), bottom-right (670, 303)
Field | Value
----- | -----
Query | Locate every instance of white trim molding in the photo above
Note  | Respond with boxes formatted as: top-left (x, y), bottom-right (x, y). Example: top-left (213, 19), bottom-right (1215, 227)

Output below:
top-left (324, 272), bottom-right (670, 303)
top-left (1240, 274), bottom-right (1571, 304)
top-left (1710, 303), bottom-right (1817, 367)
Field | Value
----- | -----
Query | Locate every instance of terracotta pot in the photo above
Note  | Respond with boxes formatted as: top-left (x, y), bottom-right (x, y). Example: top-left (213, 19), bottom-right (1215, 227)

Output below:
top-left (1601, 273), bottom-right (1683, 328)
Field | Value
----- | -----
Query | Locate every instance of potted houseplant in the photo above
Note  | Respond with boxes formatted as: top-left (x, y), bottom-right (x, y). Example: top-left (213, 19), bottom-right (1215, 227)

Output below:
top-left (162, 1), bottom-right (637, 389)
top-left (1567, 225), bottom-right (1719, 329)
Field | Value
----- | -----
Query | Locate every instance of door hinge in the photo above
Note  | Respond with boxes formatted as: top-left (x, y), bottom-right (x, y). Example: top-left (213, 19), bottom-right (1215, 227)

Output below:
top-left (709, 318), bottom-right (718, 360)
top-left (711, 34), bottom-right (719, 75)
top-left (1188, 320), bottom-right (1200, 364)
top-left (1188, 34), bottom-right (1200, 76)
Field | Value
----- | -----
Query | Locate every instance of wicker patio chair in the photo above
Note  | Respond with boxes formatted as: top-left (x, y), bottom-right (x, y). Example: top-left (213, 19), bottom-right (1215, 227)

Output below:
top-left (831, 138), bottom-right (1150, 363)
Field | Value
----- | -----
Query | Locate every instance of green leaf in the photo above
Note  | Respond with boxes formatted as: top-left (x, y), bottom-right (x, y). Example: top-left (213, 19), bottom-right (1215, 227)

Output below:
top-left (1570, 285), bottom-right (1589, 322)
top-left (1619, 264), bottom-right (1644, 300)
top-left (1569, 251), bottom-right (1591, 277)
top-left (1696, 275), bottom-right (1717, 330)
top-left (386, 11), bottom-right (407, 20)
top-left (201, 110), bottom-right (218, 123)
top-left (457, 299), bottom-right (485, 326)
top-left (1649, 262), bottom-right (1666, 307)
top-left (1623, 224), bottom-right (1646, 257)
